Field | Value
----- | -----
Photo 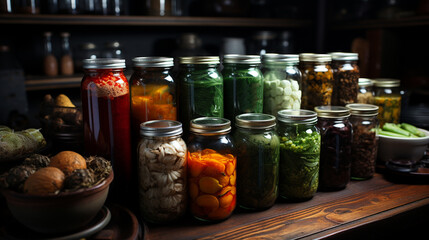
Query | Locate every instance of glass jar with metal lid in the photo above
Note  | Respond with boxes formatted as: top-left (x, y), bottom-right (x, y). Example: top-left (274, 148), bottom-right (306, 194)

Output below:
top-left (130, 57), bottom-right (177, 143)
top-left (222, 54), bottom-right (264, 124)
top-left (315, 106), bottom-right (352, 191)
top-left (233, 113), bottom-right (279, 210)
top-left (81, 58), bottom-right (133, 202)
top-left (137, 120), bottom-right (187, 223)
top-left (187, 117), bottom-right (236, 222)
top-left (277, 109), bottom-right (320, 201)
top-left (330, 52), bottom-right (359, 106)
top-left (299, 53), bottom-right (334, 110)
top-left (262, 54), bottom-right (302, 115)
top-left (373, 78), bottom-right (401, 126)
top-left (177, 56), bottom-right (224, 135)
top-left (357, 78), bottom-right (374, 104)
top-left (345, 103), bottom-right (379, 180)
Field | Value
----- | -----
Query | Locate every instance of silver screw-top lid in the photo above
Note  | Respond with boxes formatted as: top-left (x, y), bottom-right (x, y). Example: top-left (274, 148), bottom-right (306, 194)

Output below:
top-left (262, 53), bottom-right (299, 64)
top-left (373, 78), bottom-right (400, 88)
top-left (329, 52), bottom-right (359, 61)
top-left (132, 57), bottom-right (174, 67)
top-left (235, 113), bottom-right (276, 129)
top-left (83, 58), bottom-right (126, 69)
top-left (179, 56), bottom-right (220, 64)
top-left (223, 54), bottom-right (261, 64)
top-left (277, 109), bottom-right (318, 124)
top-left (358, 78), bottom-right (374, 87)
top-left (190, 117), bottom-right (231, 135)
top-left (299, 53), bottom-right (332, 62)
top-left (345, 103), bottom-right (379, 117)
top-left (140, 120), bottom-right (183, 137)
top-left (314, 106), bottom-right (351, 118)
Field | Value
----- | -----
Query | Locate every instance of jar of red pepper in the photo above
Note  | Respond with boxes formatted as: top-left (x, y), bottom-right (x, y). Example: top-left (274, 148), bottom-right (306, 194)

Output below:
top-left (81, 58), bottom-right (133, 202)
top-left (315, 106), bottom-right (352, 191)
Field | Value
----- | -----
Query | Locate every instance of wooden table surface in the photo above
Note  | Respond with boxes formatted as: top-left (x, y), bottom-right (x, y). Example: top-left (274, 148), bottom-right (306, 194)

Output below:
top-left (144, 173), bottom-right (429, 240)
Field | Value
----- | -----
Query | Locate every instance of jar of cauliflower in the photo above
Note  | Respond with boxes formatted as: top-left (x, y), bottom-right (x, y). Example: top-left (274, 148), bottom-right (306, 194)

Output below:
top-left (137, 120), bottom-right (187, 223)
top-left (261, 54), bottom-right (302, 115)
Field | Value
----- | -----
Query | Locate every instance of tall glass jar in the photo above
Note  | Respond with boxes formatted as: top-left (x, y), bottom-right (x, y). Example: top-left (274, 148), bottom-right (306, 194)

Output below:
top-left (345, 103), bottom-right (379, 180)
top-left (187, 117), bottom-right (236, 222)
top-left (262, 54), bottom-right (302, 115)
top-left (178, 56), bottom-right (224, 135)
top-left (234, 113), bottom-right (279, 210)
top-left (81, 58), bottom-right (133, 202)
top-left (315, 106), bottom-right (352, 191)
top-left (222, 54), bottom-right (264, 124)
top-left (357, 78), bottom-right (374, 104)
top-left (373, 78), bottom-right (401, 126)
top-left (330, 52), bottom-right (359, 106)
top-left (277, 109), bottom-right (320, 201)
top-left (130, 57), bottom-right (177, 145)
top-left (299, 53), bottom-right (334, 110)
top-left (137, 120), bottom-right (187, 223)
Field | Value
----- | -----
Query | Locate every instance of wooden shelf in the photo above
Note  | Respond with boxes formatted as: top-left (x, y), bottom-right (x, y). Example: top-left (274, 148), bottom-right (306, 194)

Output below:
top-left (145, 173), bottom-right (429, 239)
top-left (331, 15), bottom-right (429, 30)
top-left (25, 76), bottom-right (81, 91)
top-left (0, 14), bottom-right (311, 28)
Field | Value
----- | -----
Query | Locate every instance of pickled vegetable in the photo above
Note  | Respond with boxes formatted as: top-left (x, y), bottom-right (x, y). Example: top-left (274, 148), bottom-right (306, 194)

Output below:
top-left (374, 95), bottom-right (401, 126)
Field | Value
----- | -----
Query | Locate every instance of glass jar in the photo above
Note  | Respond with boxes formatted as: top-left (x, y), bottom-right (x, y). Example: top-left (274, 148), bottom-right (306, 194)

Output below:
top-left (187, 117), bottom-right (236, 222)
top-left (178, 56), bottom-right (224, 135)
top-left (234, 113), bottom-right (279, 210)
top-left (222, 54), bottom-right (264, 124)
top-left (299, 53), bottom-right (334, 110)
top-left (15, 0), bottom-right (40, 14)
top-left (277, 109), bottom-right (320, 201)
top-left (315, 106), bottom-right (352, 191)
top-left (137, 120), bottom-right (187, 223)
top-left (357, 78), bottom-right (374, 104)
top-left (145, 0), bottom-right (171, 16)
top-left (130, 57), bottom-right (177, 144)
top-left (330, 52), bottom-right (360, 106)
top-left (262, 53), bottom-right (301, 115)
top-left (81, 58), bottom-right (133, 202)
top-left (373, 78), bottom-right (401, 126)
top-left (345, 103), bottom-right (379, 180)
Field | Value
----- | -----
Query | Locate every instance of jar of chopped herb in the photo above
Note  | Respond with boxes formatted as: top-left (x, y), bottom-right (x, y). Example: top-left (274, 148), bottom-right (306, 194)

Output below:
top-left (345, 103), bottom-right (379, 180)
top-left (315, 106), bottom-right (352, 191)
top-left (330, 52), bottom-right (359, 106)
top-left (234, 113), bottom-right (279, 210)
top-left (357, 78), bottom-right (374, 104)
top-left (222, 55), bottom-right (264, 124)
top-left (178, 56), bottom-right (224, 135)
top-left (187, 117), bottom-right (236, 222)
top-left (373, 78), bottom-right (401, 127)
top-left (277, 109), bottom-right (320, 201)
top-left (299, 53), bottom-right (334, 110)
top-left (261, 54), bottom-right (302, 115)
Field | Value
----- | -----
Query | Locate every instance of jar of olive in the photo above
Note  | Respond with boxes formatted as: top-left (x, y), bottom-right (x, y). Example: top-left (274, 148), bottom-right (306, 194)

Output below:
top-left (234, 113), bottom-right (279, 210)
top-left (277, 109), bottom-right (320, 201)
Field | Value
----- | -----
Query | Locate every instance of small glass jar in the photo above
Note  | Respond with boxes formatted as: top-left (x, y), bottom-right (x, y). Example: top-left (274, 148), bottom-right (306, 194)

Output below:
top-left (178, 56), bottom-right (224, 135)
top-left (277, 109), bottom-right (320, 201)
top-left (137, 120), bottom-right (187, 223)
top-left (187, 117), bottom-right (236, 222)
top-left (222, 55), bottom-right (264, 124)
top-left (373, 78), bottom-right (401, 126)
top-left (234, 113), bottom-right (279, 210)
top-left (315, 106), bottom-right (352, 191)
top-left (357, 78), bottom-right (374, 104)
top-left (130, 57), bottom-right (177, 144)
top-left (299, 53), bottom-right (334, 110)
top-left (345, 103), bottom-right (379, 180)
top-left (262, 54), bottom-right (302, 115)
top-left (330, 52), bottom-right (360, 106)
top-left (81, 58), bottom-right (133, 201)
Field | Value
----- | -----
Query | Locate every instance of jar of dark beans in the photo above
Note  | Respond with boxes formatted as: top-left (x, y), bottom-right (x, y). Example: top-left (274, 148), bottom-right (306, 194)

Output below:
top-left (315, 106), bottom-right (352, 191)
top-left (346, 103), bottom-right (379, 180)
top-left (330, 52), bottom-right (359, 106)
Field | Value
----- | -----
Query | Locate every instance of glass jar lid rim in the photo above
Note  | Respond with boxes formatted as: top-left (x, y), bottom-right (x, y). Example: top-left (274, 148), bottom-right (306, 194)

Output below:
top-left (329, 52), bottom-right (358, 61)
top-left (314, 106), bottom-right (350, 118)
top-left (83, 58), bottom-right (125, 69)
top-left (345, 103), bottom-right (379, 116)
top-left (140, 120), bottom-right (183, 137)
top-left (223, 54), bottom-right (261, 64)
top-left (132, 56), bottom-right (174, 67)
top-left (179, 56), bottom-right (220, 64)
top-left (263, 53), bottom-right (299, 63)
top-left (299, 53), bottom-right (331, 62)
top-left (190, 117), bottom-right (231, 134)
top-left (373, 78), bottom-right (400, 87)
top-left (277, 109), bottom-right (317, 123)
top-left (359, 78), bottom-right (373, 87)
top-left (235, 113), bottom-right (276, 129)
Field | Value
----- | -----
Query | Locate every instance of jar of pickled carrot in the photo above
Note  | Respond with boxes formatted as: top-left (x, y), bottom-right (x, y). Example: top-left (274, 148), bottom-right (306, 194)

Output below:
top-left (187, 117), bottom-right (236, 222)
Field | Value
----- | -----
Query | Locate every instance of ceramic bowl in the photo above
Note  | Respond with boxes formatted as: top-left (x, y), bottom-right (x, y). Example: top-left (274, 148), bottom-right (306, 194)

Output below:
top-left (1, 171), bottom-right (113, 234)
top-left (377, 128), bottom-right (429, 164)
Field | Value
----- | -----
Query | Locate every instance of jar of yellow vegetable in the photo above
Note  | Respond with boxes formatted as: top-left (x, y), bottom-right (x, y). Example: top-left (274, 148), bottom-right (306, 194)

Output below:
top-left (373, 78), bottom-right (401, 127)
